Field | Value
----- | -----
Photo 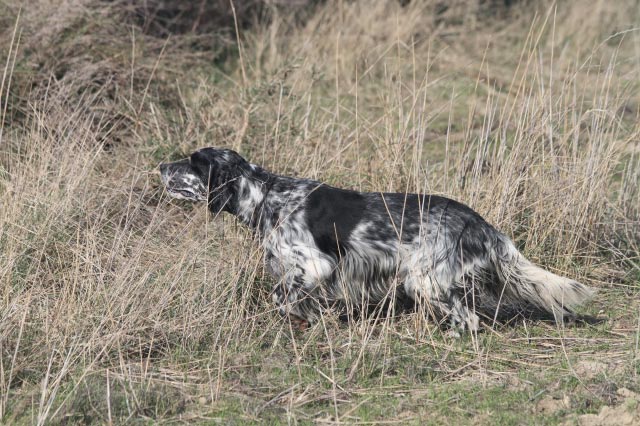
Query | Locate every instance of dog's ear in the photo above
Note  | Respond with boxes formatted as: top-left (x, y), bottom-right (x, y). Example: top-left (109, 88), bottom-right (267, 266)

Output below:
top-left (190, 148), bottom-right (250, 214)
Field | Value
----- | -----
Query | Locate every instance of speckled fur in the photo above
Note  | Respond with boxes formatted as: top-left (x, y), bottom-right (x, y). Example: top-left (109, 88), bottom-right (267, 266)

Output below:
top-left (160, 148), bottom-right (595, 332)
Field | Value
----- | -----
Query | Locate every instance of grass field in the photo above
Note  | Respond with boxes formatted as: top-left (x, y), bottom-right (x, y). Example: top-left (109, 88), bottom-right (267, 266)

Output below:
top-left (1, 0), bottom-right (639, 424)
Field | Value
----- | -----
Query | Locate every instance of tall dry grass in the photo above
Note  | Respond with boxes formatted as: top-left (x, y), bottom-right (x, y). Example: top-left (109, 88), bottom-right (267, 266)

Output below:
top-left (1, 0), bottom-right (639, 423)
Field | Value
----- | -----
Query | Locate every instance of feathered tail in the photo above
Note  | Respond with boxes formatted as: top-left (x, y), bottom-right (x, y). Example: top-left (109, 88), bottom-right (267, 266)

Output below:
top-left (491, 235), bottom-right (595, 320)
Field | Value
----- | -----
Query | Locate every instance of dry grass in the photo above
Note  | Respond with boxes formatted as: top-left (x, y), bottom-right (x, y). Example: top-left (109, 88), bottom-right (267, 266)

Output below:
top-left (1, 0), bottom-right (639, 424)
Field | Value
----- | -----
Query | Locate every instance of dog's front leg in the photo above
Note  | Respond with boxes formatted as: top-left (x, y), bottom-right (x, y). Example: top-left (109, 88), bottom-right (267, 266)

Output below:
top-left (272, 273), bottom-right (321, 330)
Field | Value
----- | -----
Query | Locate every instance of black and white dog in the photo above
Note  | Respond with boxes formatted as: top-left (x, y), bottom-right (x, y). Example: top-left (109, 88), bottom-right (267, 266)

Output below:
top-left (160, 147), bottom-right (594, 333)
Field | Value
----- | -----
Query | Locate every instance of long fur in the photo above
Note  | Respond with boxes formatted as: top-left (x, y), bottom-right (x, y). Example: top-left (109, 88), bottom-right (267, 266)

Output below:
top-left (160, 148), bottom-right (595, 332)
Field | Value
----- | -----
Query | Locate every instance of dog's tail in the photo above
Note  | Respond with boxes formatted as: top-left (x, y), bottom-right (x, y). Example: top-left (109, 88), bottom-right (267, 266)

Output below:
top-left (491, 234), bottom-right (595, 320)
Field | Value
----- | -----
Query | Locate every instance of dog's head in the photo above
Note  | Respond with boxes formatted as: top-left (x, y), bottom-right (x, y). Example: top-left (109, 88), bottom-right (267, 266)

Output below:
top-left (160, 148), bottom-right (251, 214)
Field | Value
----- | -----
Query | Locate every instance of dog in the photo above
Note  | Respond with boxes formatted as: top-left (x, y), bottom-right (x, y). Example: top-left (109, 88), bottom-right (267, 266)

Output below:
top-left (160, 147), bottom-right (594, 333)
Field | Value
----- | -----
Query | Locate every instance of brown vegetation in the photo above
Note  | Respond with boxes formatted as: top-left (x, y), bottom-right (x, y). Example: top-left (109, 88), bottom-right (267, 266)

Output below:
top-left (1, 0), bottom-right (639, 424)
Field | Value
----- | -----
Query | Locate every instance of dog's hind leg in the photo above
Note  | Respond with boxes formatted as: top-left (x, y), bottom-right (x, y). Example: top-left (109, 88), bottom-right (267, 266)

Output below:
top-left (403, 269), bottom-right (480, 334)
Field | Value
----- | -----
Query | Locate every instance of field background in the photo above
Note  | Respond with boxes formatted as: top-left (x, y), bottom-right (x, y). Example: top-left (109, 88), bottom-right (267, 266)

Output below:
top-left (1, 0), bottom-right (639, 424)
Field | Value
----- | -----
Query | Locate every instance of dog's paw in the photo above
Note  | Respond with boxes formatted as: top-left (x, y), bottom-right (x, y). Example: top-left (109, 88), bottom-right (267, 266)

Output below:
top-left (288, 314), bottom-right (309, 331)
top-left (444, 328), bottom-right (462, 339)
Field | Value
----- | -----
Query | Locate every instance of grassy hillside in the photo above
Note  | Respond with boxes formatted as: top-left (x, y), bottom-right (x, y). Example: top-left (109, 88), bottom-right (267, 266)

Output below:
top-left (1, 0), bottom-right (639, 424)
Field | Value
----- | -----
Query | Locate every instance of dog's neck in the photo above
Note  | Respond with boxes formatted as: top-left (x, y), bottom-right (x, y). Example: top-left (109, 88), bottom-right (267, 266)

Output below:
top-left (232, 166), bottom-right (274, 231)
top-left (229, 165), bottom-right (319, 236)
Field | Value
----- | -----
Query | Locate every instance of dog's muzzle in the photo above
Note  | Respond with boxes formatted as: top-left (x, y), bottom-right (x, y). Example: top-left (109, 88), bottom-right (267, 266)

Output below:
top-left (159, 159), bottom-right (207, 202)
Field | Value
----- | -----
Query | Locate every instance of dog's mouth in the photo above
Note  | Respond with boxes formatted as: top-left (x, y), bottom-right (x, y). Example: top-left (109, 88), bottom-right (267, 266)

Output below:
top-left (166, 187), bottom-right (204, 201)
top-left (160, 160), bottom-right (207, 202)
